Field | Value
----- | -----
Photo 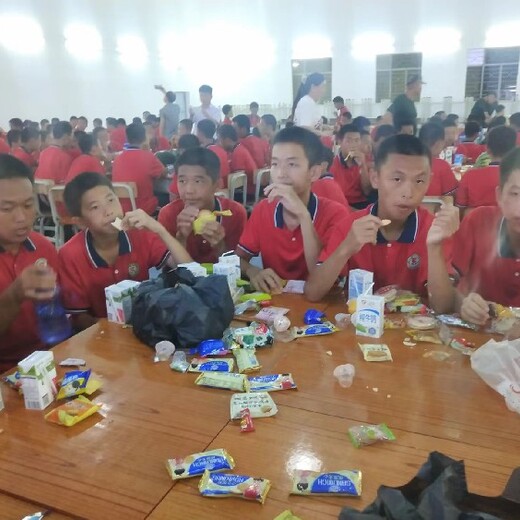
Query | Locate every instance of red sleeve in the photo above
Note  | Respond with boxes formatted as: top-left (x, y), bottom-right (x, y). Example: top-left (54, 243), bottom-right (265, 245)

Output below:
top-left (158, 203), bottom-right (178, 239)
top-left (92, 158), bottom-right (105, 175)
top-left (451, 212), bottom-right (475, 277)
top-left (224, 203), bottom-right (247, 251)
top-left (317, 216), bottom-right (352, 276)
top-left (455, 174), bottom-right (469, 207)
top-left (236, 204), bottom-right (262, 258)
top-left (168, 176), bottom-right (179, 195)
top-left (149, 154), bottom-right (165, 178)
top-left (143, 230), bottom-right (170, 269)
top-left (58, 246), bottom-right (91, 313)
top-left (439, 162), bottom-right (458, 195)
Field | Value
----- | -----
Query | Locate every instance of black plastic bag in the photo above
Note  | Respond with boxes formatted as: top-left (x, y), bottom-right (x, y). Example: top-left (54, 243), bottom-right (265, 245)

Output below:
top-left (339, 451), bottom-right (520, 520)
top-left (130, 267), bottom-right (234, 348)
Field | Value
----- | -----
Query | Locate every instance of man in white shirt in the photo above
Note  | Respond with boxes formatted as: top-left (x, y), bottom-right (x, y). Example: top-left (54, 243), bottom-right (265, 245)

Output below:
top-left (190, 85), bottom-right (221, 132)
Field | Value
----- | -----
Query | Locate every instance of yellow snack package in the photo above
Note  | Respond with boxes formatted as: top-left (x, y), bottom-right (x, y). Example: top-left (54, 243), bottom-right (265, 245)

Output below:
top-left (406, 330), bottom-right (443, 344)
top-left (274, 511), bottom-right (303, 520)
top-left (199, 470), bottom-right (271, 504)
top-left (44, 395), bottom-right (101, 427)
top-left (233, 348), bottom-right (261, 373)
top-left (195, 372), bottom-right (250, 392)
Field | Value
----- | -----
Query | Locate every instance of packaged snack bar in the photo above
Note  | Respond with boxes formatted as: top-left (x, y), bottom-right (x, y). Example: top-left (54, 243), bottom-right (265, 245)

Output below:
top-left (166, 448), bottom-right (235, 480)
top-left (188, 358), bottom-right (235, 373)
top-left (303, 309), bottom-right (325, 325)
top-left (226, 322), bottom-right (274, 349)
top-left (358, 343), bottom-right (393, 362)
top-left (348, 423), bottom-right (396, 448)
top-left (294, 322), bottom-right (338, 337)
top-left (436, 314), bottom-right (479, 331)
top-left (248, 374), bottom-right (297, 392)
top-left (405, 330), bottom-right (443, 344)
top-left (190, 339), bottom-right (230, 357)
top-left (199, 470), bottom-right (271, 504)
top-left (384, 316), bottom-right (406, 329)
top-left (290, 469), bottom-right (362, 496)
top-left (195, 372), bottom-right (250, 392)
top-left (56, 369), bottom-right (91, 399)
top-left (240, 408), bottom-right (255, 432)
top-left (230, 392), bottom-right (278, 419)
top-left (44, 395), bottom-right (101, 427)
top-left (234, 349), bottom-right (261, 373)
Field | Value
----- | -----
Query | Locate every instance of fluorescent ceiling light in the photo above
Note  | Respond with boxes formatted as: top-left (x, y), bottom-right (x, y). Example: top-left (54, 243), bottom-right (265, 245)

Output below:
top-left (485, 22), bottom-right (520, 47)
top-left (351, 31), bottom-right (395, 60)
top-left (0, 14), bottom-right (45, 55)
top-left (414, 28), bottom-right (461, 55)
top-left (292, 35), bottom-right (332, 59)
top-left (117, 34), bottom-right (148, 68)
top-left (64, 23), bottom-right (102, 61)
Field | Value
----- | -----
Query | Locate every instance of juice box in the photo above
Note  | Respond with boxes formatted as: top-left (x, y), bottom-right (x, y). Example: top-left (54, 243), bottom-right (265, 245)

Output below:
top-left (348, 269), bottom-right (373, 300)
top-left (178, 262), bottom-right (208, 277)
top-left (18, 350), bottom-right (57, 410)
top-left (105, 280), bottom-right (141, 324)
top-left (213, 262), bottom-right (239, 291)
top-left (355, 295), bottom-right (385, 338)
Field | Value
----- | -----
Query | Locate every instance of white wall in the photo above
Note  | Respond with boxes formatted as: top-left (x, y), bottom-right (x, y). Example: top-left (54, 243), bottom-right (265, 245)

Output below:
top-left (1, 0), bottom-right (520, 126)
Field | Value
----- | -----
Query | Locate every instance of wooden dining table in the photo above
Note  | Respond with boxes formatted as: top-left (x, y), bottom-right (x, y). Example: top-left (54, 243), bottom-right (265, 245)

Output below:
top-left (1, 293), bottom-right (519, 520)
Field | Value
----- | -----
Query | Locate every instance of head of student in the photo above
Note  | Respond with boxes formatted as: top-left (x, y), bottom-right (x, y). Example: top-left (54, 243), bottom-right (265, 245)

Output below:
top-left (406, 74), bottom-right (424, 101)
top-left (9, 118), bottom-right (23, 131)
top-left (217, 124), bottom-right (239, 152)
top-left (333, 96), bottom-right (345, 110)
top-left (259, 114), bottom-right (277, 139)
top-left (52, 121), bottom-right (73, 147)
top-left (338, 124), bottom-right (361, 156)
top-left (178, 118), bottom-right (193, 136)
top-left (105, 117), bottom-right (117, 131)
top-left (496, 104), bottom-right (506, 117)
top-left (353, 116), bottom-right (371, 133)
top-left (70, 115), bottom-right (78, 128)
top-left (270, 126), bottom-right (323, 196)
top-left (0, 155), bottom-right (35, 249)
top-left (142, 111), bottom-right (151, 121)
top-left (372, 134), bottom-right (431, 222)
top-left (20, 127), bottom-right (41, 153)
top-left (319, 145), bottom-right (335, 175)
top-left (196, 119), bottom-right (216, 143)
top-left (232, 115), bottom-right (251, 138)
top-left (464, 121), bottom-right (481, 141)
top-left (77, 132), bottom-right (100, 157)
top-left (40, 130), bottom-right (51, 150)
top-left (509, 112), bottom-right (520, 132)
top-left (222, 104), bottom-right (233, 118)
top-left (434, 110), bottom-right (447, 121)
top-left (132, 116), bottom-right (143, 125)
top-left (7, 130), bottom-right (21, 148)
top-left (175, 147), bottom-right (220, 210)
top-left (443, 119), bottom-right (459, 146)
top-left (117, 118), bottom-right (127, 127)
top-left (164, 91), bottom-right (176, 104)
top-left (498, 148), bottom-right (520, 233)
top-left (199, 84), bottom-right (213, 106)
top-left (339, 111), bottom-right (353, 126)
top-left (93, 118), bottom-right (103, 129)
top-left (249, 102), bottom-right (259, 115)
top-left (40, 119), bottom-right (50, 132)
top-left (143, 122), bottom-right (156, 144)
top-left (126, 123), bottom-right (146, 146)
top-left (489, 115), bottom-right (507, 129)
top-left (177, 134), bottom-right (200, 153)
top-left (397, 119), bottom-right (416, 136)
top-left (419, 122), bottom-right (445, 157)
top-left (487, 125), bottom-right (517, 160)
top-left (76, 116), bottom-right (88, 132)
top-left (92, 126), bottom-right (109, 151)
top-left (446, 113), bottom-right (459, 126)
top-left (484, 91), bottom-right (497, 105)
top-left (64, 172), bottom-right (122, 235)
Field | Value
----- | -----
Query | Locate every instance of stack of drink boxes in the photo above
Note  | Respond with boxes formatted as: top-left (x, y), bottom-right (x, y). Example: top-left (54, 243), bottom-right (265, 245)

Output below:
top-left (18, 350), bottom-right (57, 410)
top-left (213, 255), bottom-right (241, 297)
top-left (105, 280), bottom-right (141, 324)
top-left (349, 269), bottom-right (384, 339)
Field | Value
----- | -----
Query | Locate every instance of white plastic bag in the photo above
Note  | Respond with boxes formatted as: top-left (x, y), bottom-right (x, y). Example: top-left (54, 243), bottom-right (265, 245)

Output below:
top-left (471, 338), bottom-right (520, 414)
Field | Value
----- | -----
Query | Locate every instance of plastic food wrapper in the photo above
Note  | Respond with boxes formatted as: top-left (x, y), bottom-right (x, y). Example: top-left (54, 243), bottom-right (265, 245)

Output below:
top-left (238, 292), bottom-right (271, 303)
top-left (333, 364), bottom-right (355, 388)
top-left (358, 343), bottom-right (393, 362)
top-left (273, 511), bottom-right (303, 520)
top-left (436, 314), bottom-right (479, 331)
top-left (375, 285), bottom-right (398, 302)
top-left (44, 395), bottom-right (101, 427)
top-left (304, 308), bottom-right (326, 325)
top-left (56, 369), bottom-right (91, 400)
top-left (254, 306), bottom-right (290, 324)
top-left (21, 513), bottom-right (49, 520)
top-left (450, 337), bottom-right (477, 356)
top-left (240, 408), bottom-right (255, 432)
top-left (188, 358), bottom-right (235, 373)
top-left (83, 374), bottom-right (103, 396)
top-left (384, 316), bottom-right (406, 329)
top-left (348, 423), bottom-right (396, 448)
top-left (234, 348), bottom-right (261, 373)
top-left (406, 315), bottom-right (437, 330)
top-left (290, 469), bottom-right (362, 496)
top-left (190, 339), bottom-right (230, 357)
top-left (166, 448), bottom-right (235, 480)
top-left (225, 323), bottom-right (274, 349)
top-left (248, 374), bottom-right (297, 392)
top-left (406, 330), bottom-right (443, 344)
top-left (294, 321), bottom-right (338, 337)
top-left (170, 351), bottom-right (190, 373)
top-left (3, 371), bottom-right (22, 391)
top-left (273, 315), bottom-right (291, 332)
top-left (195, 372), bottom-right (250, 392)
top-left (199, 470), bottom-right (271, 504)
top-left (230, 392), bottom-right (278, 419)
top-left (59, 358), bottom-right (86, 367)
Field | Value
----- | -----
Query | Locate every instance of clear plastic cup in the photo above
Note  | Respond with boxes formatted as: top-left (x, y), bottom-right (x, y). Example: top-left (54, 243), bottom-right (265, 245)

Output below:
top-left (333, 364), bottom-right (355, 388)
top-left (154, 340), bottom-right (175, 362)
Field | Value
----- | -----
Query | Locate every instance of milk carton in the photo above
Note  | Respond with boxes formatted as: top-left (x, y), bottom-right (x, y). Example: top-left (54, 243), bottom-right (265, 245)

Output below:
top-left (105, 280), bottom-right (141, 324)
top-left (348, 269), bottom-right (373, 300)
top-left (355, 295), bottom-right (385, 338)
top-left (178, 262), bottom-right (208, 278)
top-left (18, 350), bottom-right (57, 410)
top-left (214, 254), bottom-right (241, 292)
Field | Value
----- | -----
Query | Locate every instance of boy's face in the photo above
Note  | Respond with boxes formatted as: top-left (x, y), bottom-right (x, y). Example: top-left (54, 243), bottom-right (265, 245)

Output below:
top-left (0, 178), bottom-right (35, 248)
top-left (340, 132), bottom-right (361, 156)
top-left (360, 135), bottom-right (372, 155)
top-left (177, 165), bottom-right (216, 210)
top-left (258, 119), bottom-right (271, 138)
top-left (334, 101), bottom-right (342, 110)
top-left (233, 123), bottom-right (248, 139)
top-left (444, 126), bottom-right (458, 146)
top-left (219, 136), bottom-right (234, 152)
top-left (271, 143), bottom-right (319, 197)
top-left (178, 124), bottom-right (189, 137)
top-left (498, 169), bottom-right (520, 235)
top-left (370, 153), bottom-right (430, 222)
top-left (76, 185), bottom-right (123, 235)
top-left (200, 92), bottom-right (212, 105)
top-left (250, 106), bottom-right (258, 115)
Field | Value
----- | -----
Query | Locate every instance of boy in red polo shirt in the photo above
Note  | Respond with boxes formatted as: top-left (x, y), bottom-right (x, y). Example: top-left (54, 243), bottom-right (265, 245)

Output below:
top-left (455, 121), bottom-right (485, 164)
top-left (112, 123), bottom-right (166, 215)
top-left (159, 147), bottom-right (246, 263)
top-left (312, 146), bottom-right (349, 207)
top-left (196, 119), bottom-right (230, 182)
top-left (222, 105), bottom-right (233, 125)
top-left (0, 155), bottom-right (59, 371)
top-left (456, 125), bottom-right (517, 213)
top-left (305, 134), bottom-right (458, 313)
top-left (7, 130), bottom-right (21, 151)
top-left (418, 122), bottom-right (458, 197)
top-left (330, 124), bottom-right (372, 209)
top-left (58, 172), bottom-right (191, 330)
top-left (66, 133), bottom-right (105, 182)
top-left (249, 102), bottom-right (261, 128)
top-left (12, 127), bottom-right (40, 171)
top-left (35, 121), bottom-right (73, 184)
top-left (236, 127), bottom-right (350, 292)
top-left (145, 122), bottom-right (170, 153)
top-left (109, 118), bottom-right (127, 152)
top-left (454, 148), bottom-right (520, 323)
top-left (233, 114), bottom-right (270, 169)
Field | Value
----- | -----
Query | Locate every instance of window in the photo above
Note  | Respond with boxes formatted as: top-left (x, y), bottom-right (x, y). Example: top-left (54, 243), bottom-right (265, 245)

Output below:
top-left (291, 58), bottom-right (332, 102)
top-left (465, 47), bottom-right (520, 100)
top-left (375, 53), bottom-right (422, 102)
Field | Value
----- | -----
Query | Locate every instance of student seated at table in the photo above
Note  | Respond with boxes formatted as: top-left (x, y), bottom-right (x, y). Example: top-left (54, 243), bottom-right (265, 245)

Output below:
top-left (455, 121), bottom-right (486, 164)
top-left (311, 146), bottom-right (349, 207)
top-left (258, 115), bottom-right (277, 159)
top-left (144, 122), bottom-right (170, 153)
top-left (305, 134), bottom-right (459, 312)
top-left (66, 130), bottom-right (83, 161)
top-left (58, 172), bottom-right (191, 330)
top-left (455, 125), bottom-right (517, 214)
top-left (0, 155), bottom-right (59, 372)
top-left (108, 118), bottom-right (127, 152)
top-left (158, 148), bottom-right (246, 263)
top-left (35, 121), bottom-right (73, 184)
top-left (373, 124), bottom-right (396, 156)
top-left (233, 114), bottom-right (270, 169)
top-left (12, 127), bottom-right (40, 171)
top-left (196, 119), bottom-right (230, 182)
top-left (7, 129), bottom-right (21, 151)
top-left (453, 148), bottom-right (520, 323)
top-left (235, 126), bottom-right (349, 292)
top-left (443, 119), bottom-right (459, 147)
top-left (330, 124), bottom-right (372, 209)
top-left (111, 123), bottom-right (166, 215)
top-left (66, 133), bottom-right (105, 182)
top-left (418, 122), bottom-right (458, 197)
top-left (222, 104), bottom-right (233, 125)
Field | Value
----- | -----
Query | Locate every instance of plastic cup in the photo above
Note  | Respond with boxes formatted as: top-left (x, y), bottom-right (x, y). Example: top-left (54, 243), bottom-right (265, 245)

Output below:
top-left (155, 340), bottom-right (175, 361)
top-left (333, 364), bottom-right (355, 388)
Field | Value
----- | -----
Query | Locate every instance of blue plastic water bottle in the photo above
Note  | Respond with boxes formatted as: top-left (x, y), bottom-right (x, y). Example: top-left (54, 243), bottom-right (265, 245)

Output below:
top-left (35, 290), bottom-right (72, 345)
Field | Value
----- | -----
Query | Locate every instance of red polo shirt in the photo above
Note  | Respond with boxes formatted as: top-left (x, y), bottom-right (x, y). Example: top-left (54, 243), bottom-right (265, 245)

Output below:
top-left (455, 163), bottom-right (499, 209)
top-left (0, 138), bottom-right (9, 154)
top-left (236, 192), bottom-right (349, 280)
top-left (0, 233), bottom-right (59, 371)
top-left (249, 114), bottom-right (261, 127)
top-left (240, 135), bottom-right (269, 169)
top-left (109, 126), bottom-right (127, 152)
top-left (112, 147), bottom-right (165, 214)
top-left (66, 154), bottom-right (104, 183)
top-left (229, 143), bottom-right (257, 193)
top-left (151, 136), bottom-right (170, 153)
top-left (319, 204), bottom-right (452, 297)
top-left (158, 197), bottom-right (247, 263)
top-left (320, 135), bottom-right (335, 150)
top-left (222, 117), bottom-right (233, 126)
top-left (66, 147), bottom-right (81, 161)
top-left (12, 147), bottom-right (38, 169)
top-left (453, 206), bottom-right (520, 305)
top-left (312, 174), bottom-right (349, 207)
top-left (59, 228), bottom-right (170, 318)
top-left (426, 158), bottom-right (458, 197)
top-left (455, 142), bottom-right (486, 164)
top-left (35, 145), bottom-right (73, 184)
top-left (330, 153), bottom-right (367, 206)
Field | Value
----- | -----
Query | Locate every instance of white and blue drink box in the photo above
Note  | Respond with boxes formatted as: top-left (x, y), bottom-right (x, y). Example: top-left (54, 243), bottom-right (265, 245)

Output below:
top-left (355, 295), bottom-right (385, 338)
top-left (348, 269), bottom-right (373, 300)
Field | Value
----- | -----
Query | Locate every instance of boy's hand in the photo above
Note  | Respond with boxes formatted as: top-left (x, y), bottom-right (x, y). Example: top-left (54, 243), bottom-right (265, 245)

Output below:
top-left (176, 206), bottom-right (200, 239)
top-left (351, 150), bottom-right (365, 166)
top-left (343, 215), bottom-right (384, 255)
top-left (122, 209), bottom-right (162, 234)
top-left (13, 262), bottom-right (56, 302)
top-left (250, 268), bottom-right (284, 294)
top-left (264, 184), bottom-right (307, 220)
top-left (201, 220), bottom-right (226, 248)
top-left (460, 292), bottom-right (490, 325)
top-left (427, 203), bottom-right (459, 246)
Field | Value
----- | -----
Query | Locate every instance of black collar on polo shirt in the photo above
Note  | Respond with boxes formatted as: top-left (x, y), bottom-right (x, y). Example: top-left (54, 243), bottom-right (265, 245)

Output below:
top-left (214, 197), bottom-right (223, 223)
top-left (488, 161), bottom-right (501, 166)
top-left (274, 192), bottom-right (318, 229)
top-left (498, 218), bottom-right (518, 259)
top-left (0, 236), bottom-right (36, 254)
top-left (369, 203), bottom-right (418, 244)
top-left (85, 229), bottom-right (132, 268)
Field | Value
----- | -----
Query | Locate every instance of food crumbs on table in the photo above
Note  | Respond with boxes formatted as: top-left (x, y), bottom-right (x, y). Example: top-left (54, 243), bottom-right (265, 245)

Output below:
top-left (387, 394), bottom-right (391, 398)
top-left (372, 387), bottom-right (379, 392)
top-left (326, 351), bottom-right (332, 356)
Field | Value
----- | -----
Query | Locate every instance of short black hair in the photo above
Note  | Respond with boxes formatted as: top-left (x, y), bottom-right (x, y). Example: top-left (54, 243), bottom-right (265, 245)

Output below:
top-left (70, 115), bottom-right (78, 121)
top-left (233, 114), bottom-right (250, 131)
top-left (73, 130), bottom-right (87, 141)
top-left (9, 118), bottom-right (23, 129)
top-left (353, 116), bottom-right (371, 131)
top-left (488, 116), bottom-right (507, 129)
top-left (332, 96), bottom-right (344, 104)
top-left (77, 132), bottom-right (94, 154)
top-left (375, 134), bottom-right (431, 170)
top-left (53, 121), bottom-right (73, 139)
top-left (93, 118), bottom-right (102, 125)
top-left (21, 127), bottom-right (40, 144)
top-left (51, 117), bottom-right (59, 125)
top-left (418, 122), bottom-right (445, 148)
top-left (78, 116), bottom-right (87, 123)
top-left (64, 172), bottom-right (114, 217)
top-left (496, 104), bottom-right (505, 112)
top-left (132, 116), bottom-right (142, 124)
top-left (178, 134), bottom-right (200, 150)
top-left (442, 119), bottom-right (458, 129)
top-left (272, 126), bottom-right (323, 167)
top-left (500, 147), bottom-right (520, 188)
top-left (510, 112), bottom-right (520, 129)
top-left (165, 91), bottom-right (176, 103)
top-left (445, 114), bottom-right (459, 124)
top-left (222, 104), bottom-right (232, 116)
top-left (487, 126), bottom-right (517, 158)
top-left (484, 91), bottom-right (496, 98)
top-left (126, 123), bottom-right (145, 144)
top-left (321, 146), bottom-right (334, 169)
top-left (199, 84), bottom-right (212, 95)
top-left (197, 119), bottom-right (216, 139)
top-left (7, 130), bottom-right (21, 147)
top-left (106, 117), bottom-right (117, 127)
top-left (92, 126), bottom-right (107, 142)
top-left (261, 114), bottom-right (277, 131)
top-left (250, 101), bottom-right (259, 110)
top-left (179, 119), bottom-right (193, 132)
top-left (117, 118), bottom-right (127, 126)
top-left (145, 114), bottom-right (156, 124)
top-left (0, 154), bottom-right (33, 183)
top-left (175, 147), bottom-right (220, 182)
top-left (374, 124), bottom-right (396, 142)
top-left (40, 118), bottom-right (49, 125)
top-left (434, 111), bottom-right (446, 117)
top-left (464, 121), bottom-right (481, 139)
top-left (218, 124), bottom-right (238, 142)
top-left (337, 124), bottom-right (360, 140)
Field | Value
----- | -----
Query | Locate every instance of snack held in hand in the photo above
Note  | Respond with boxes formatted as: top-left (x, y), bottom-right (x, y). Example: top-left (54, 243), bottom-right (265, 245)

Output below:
top-left (44, 396), bottom-right (101, 427)
top-left (166, 448), bottom-right (235, 480)
top-left (199, 470), bottom-right (271, 504)
top-left (290, 469), bottom-right (362, 496)
top-left (348, 423), bottom-right (396, 448)
top-left (193, 209), bottom-right (233, 235)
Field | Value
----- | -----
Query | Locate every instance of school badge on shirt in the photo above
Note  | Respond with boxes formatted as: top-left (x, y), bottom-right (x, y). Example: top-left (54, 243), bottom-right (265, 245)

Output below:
top-left (407, 253), bottom-right (420, 270)
top-left (128, 262), bottom-right (140, 278)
